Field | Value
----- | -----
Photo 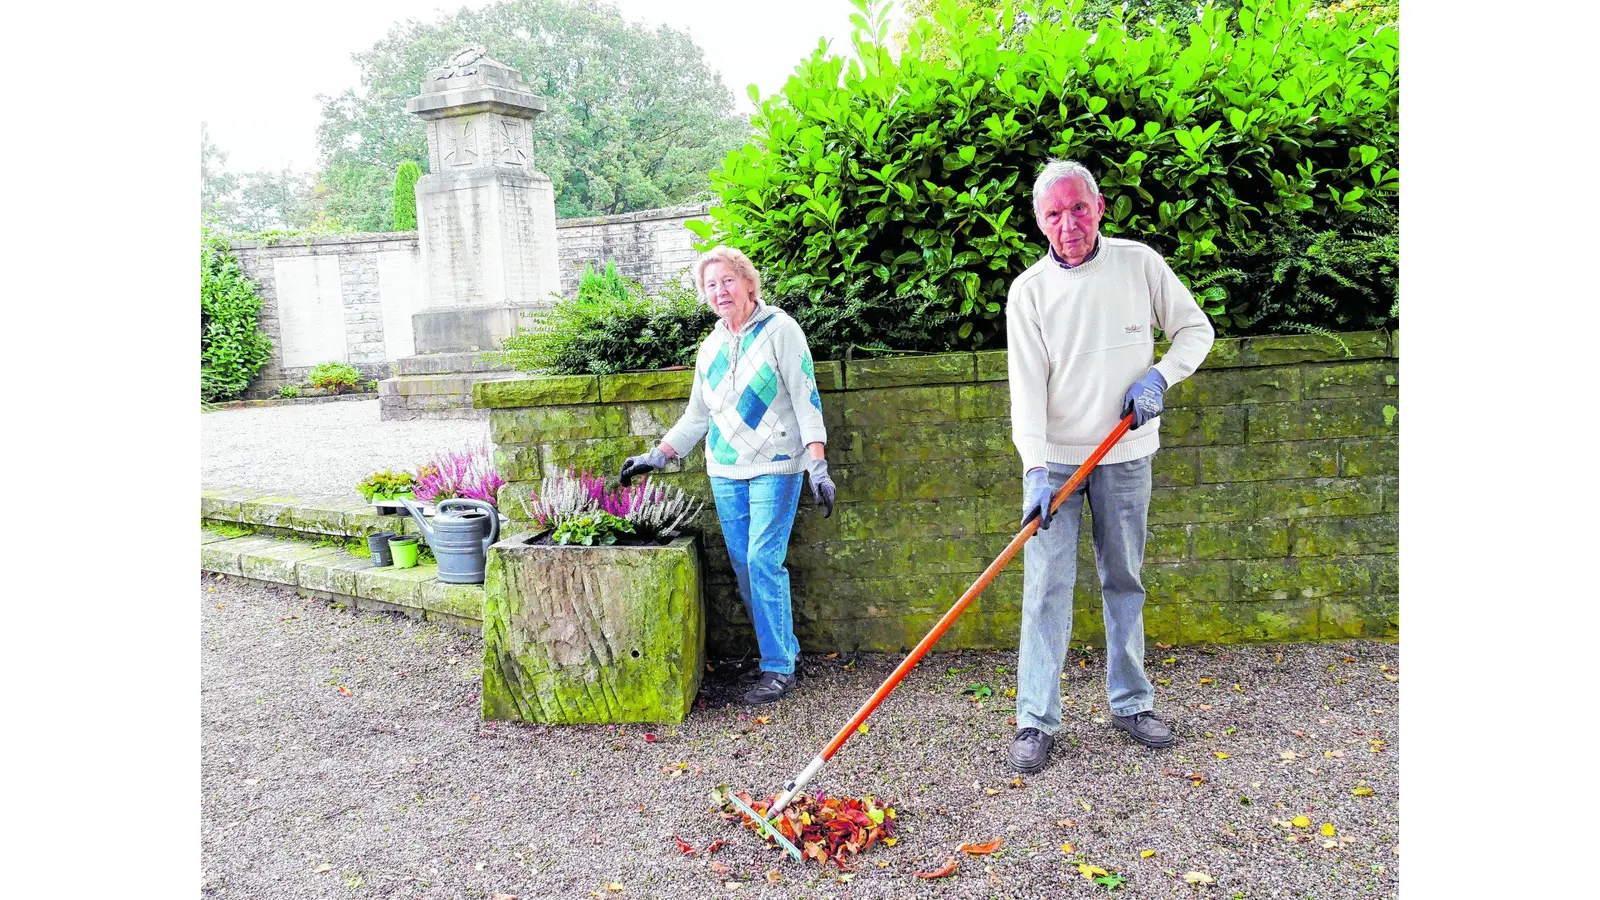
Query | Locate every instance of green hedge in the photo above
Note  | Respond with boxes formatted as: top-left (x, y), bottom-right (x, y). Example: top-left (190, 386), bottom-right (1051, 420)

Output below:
top-left (688, 0), bottom-right (1398, 346)
top-left (201, 229), bottom-right (273, 402)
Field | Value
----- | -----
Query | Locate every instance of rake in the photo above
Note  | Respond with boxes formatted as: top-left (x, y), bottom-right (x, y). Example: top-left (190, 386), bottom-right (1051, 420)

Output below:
top-left (727, 415), bottom-right (1136, 859)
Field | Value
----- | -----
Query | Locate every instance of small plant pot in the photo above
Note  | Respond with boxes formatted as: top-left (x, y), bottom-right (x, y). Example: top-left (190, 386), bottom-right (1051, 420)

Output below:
top-left (367, 531), bottom-right (397, 566)
top-left (390, 536), bottom-right (421, 569)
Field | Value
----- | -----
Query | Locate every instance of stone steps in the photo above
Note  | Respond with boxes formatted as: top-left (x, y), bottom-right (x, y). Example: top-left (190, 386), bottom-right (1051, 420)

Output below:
top-left (200, 527), bottom-right (484, 633)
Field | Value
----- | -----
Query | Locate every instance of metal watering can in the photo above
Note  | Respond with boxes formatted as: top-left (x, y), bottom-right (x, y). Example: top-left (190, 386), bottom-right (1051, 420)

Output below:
top-left (399, 498), bottom-right (500, 584)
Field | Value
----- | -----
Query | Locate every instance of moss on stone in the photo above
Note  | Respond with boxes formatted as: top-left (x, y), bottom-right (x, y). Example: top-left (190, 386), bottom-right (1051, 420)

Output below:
top-left (1199, 442), bottom-right (1339, 483)
top-left (598, 369), bottom-right (696, 403)
top-left (845, 353), bottom-right (975, 390)
top-left (474, 375), bottom-right (600, 409)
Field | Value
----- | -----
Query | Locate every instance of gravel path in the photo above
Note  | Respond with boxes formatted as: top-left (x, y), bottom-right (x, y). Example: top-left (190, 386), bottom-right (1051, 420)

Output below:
top-left (202, 576), bottom-right (1399, 898)
top-left (201, 400), bottom-right (489, 497)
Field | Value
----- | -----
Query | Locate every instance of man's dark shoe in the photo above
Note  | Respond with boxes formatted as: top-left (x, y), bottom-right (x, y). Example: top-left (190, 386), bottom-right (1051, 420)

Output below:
top-left (1113, 711), bottom-right (1174, 748)
top-left (741, 671), bottom-right (797, 705)
top-left (1006, 727), bottom-right (1055, 774)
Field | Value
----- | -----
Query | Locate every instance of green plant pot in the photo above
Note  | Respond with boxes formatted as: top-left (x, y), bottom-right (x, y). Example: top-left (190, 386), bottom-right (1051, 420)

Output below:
top-left (390, 536), bottom-right (420, 569)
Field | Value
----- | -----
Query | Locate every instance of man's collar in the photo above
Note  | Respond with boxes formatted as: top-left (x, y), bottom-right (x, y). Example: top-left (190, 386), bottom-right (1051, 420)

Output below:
top-left (1049, 235), bottom-right (1102, 270)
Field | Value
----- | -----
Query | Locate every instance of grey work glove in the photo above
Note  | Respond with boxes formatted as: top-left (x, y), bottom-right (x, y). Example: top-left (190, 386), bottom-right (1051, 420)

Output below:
top-left (806, 457), bottom-right (836, 518)
top-left (619, 447), bottom-right (669, 486)
top-left (1021, 467), bottom-right (1054, 531)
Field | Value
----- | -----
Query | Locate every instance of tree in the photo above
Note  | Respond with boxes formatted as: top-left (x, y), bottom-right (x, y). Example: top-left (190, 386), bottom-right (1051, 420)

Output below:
top-left (201, 125), bottom-right (323, 233)
top-left (393, 160), bottom-right (421, 230)
top-left (313, 0), bottom-right (749, 221)
top-left (201, 123), bottom-right (241, 227)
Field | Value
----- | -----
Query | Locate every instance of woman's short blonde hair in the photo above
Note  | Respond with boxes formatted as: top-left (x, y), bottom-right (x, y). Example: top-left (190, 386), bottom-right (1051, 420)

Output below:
top-left (692, 246), bottom-right (762, 307)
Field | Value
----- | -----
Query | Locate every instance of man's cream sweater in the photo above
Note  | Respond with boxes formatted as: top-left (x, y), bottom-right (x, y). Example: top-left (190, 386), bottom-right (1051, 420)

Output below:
top-left (1005, 236), bottom-right (1216, 472)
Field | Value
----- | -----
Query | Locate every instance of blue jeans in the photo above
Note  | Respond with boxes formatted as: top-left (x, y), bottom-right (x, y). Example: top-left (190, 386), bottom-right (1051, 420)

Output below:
top-left (710, 473), bottom-right (804, 675)
top-left (1017, 455), bottom-right (1155, 733)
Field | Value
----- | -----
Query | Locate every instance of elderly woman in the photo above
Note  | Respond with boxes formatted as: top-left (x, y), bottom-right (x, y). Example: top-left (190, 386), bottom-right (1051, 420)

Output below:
top-left (618, 246), bottom-right (835, 706)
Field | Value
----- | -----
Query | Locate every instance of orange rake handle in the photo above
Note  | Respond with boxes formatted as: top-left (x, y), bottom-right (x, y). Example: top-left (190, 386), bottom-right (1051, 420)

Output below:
top-left (765, 414), bottom-right (1135, 817)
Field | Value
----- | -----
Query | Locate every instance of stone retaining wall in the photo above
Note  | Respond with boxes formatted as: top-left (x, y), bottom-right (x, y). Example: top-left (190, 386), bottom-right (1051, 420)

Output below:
top-left (477, 331), bottom-right (1399, 657)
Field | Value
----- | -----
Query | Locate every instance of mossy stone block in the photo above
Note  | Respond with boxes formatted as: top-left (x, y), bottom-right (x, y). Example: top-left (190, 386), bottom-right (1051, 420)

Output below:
top-left (494, 445), bottom-right (543, 483)
top-left (975, 350), bottom-right (1008, 382)
top-left (1199, 441), bottom-right (1339, 483)
top-left (833, 499), bottom-right (978, 542)
top-left (1248, 398), bottom-right (1395, 443)
top-left (834, 422), bottom-right (1013, 464)
top-left (1157, 406), bottom-right (1247, 447)
top-left (1147, 524), bottom-right (1190, 563)
top-left (1291, 515), bottom-right (1397, 557)
top-left (355, 564), bottom-right (435, 608)
top-left (956, 382), bottom-right (1010, 421)
top-left (1237, 331), bottom-right (1388, 366)
top-left (1143, 560), bottom-right (1235, 605)
top-left (627, 400), bottom-right (690, 438)
top-left (201, 492), bottom-right (242, 522)
top-left (1182, 599), bottom-right (1320, 643)
top-left (814, 360), bottom-right (845, 393)
top-left (1164, 365), bottom-right (1302, 408)
top-left (474, 375), bottom-right (600, 409)
top-left (846, 353), bottom-right (975, 390)
top-left (491, 405), bottom-right (630, 444)
top-left (1320, 595), bottom-right (1399, 639)
top-left (298, 554), bottom-right (370, 597)
top-left (1191, 522), bottom-right (1290, 560)
top-left (840, 385), bottom-right (961, 426)
top-left (540, 437), bottom-right (656, 479)
top-left (1237, 557), bottom-right (1383, 601)
top-left (496, 480), bottom-right (542, 523)
top-left (481, 534), bottom-right (704, 724)
top-left (598, 369), bottom-right (696, 403)
top-left (1303, 360), bottom-right (1399, 400)
top-left (1256, 477), bottom-right (1384, 519)
top-left (419, 581), bottom-right (486, 623)
top-left (238, 495), bottom-right (301, 529)
top-left (1338, 437), bottom-right (1398, 477)
top-left (1152, 447), bottom-right (1200, 487)
top-left (1148, 482), bottom-right (1257, 525)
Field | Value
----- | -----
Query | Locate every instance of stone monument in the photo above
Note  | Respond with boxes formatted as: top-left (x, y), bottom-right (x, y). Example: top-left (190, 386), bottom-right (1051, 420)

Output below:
top-left (403, 46), bottom-right (560, 353)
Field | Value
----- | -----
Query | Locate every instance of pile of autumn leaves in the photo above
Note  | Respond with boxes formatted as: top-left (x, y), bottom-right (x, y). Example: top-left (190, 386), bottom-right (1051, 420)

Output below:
top-left (717, 790), bottom-right (898, 870)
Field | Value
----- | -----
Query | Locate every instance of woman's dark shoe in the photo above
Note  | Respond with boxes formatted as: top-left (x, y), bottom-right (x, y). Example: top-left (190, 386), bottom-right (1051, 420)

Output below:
top-left (741, 671), bottom-right (797, 705)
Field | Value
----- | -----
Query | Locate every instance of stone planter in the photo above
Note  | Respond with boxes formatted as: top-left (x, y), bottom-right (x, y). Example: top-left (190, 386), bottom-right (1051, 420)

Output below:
top-left (481, 532), bottom-right (704, 724)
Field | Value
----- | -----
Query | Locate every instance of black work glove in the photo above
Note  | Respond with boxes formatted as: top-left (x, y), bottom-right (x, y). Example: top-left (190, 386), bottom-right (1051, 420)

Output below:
top-left (619, 447), bottom-right (669, 486)
top-left (806, 457), bottom-right (836, 518)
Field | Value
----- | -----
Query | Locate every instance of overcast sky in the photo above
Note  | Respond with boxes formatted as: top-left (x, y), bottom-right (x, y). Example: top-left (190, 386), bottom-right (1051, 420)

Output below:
top-left (197, 0), bottom-right (875, 173)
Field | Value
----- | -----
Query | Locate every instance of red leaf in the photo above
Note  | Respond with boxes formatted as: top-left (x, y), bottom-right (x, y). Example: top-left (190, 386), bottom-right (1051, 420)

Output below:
top-left (915, 858), bottom-right (960, 879)
top-left (643, 733), bottom-right (658, 742)
top-left (704, 838), bottom-right (727, 854)
top-left (709, 861), bottom-right (730, 875)
top-left (672, 835), bottom-right (696, 856)
top-left (336, 685), bottom-right (352, 697)
top-left (958, 838), bottom-right (1003, 856)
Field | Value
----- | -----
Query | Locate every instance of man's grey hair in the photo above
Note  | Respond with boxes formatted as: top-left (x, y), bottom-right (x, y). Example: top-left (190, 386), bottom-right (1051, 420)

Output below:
top-left (1032, 159), bottom-right (1100, 215)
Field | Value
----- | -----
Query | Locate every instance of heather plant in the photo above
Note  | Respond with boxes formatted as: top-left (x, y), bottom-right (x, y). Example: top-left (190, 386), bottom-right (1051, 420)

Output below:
top-left (527, 468), bottom-right (705, 540)
top-left (414, 444), bottom-right (506, 507)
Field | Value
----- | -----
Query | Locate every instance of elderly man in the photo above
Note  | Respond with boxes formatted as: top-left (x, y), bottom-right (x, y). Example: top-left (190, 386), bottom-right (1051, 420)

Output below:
top-left (1004, 159), bottom-right (1216, 774)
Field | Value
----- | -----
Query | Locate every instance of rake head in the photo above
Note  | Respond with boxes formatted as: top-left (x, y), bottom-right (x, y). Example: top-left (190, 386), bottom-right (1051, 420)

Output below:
top-left (725, 791), bottom-right (803, 863)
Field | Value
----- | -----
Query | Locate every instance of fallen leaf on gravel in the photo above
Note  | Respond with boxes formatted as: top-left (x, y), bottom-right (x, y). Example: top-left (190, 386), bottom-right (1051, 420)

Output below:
top-left (642, 733), bottom-right (658, 743)
top-left (837, 872), bottom-right (854, 882)
top-left (884, 838), bottom-right (898, 847)
top-left (1076, 863), bottom-right (1108, 879)
top-left (857, 724), bottom-right (869, 735)
top-left (1325, 750), bottom-right (1344, 758)
top-left (1060, 842), bottom-right (1075, 853)
top-left (1079, 799), bottom-right (1092, 812)
top-left (1140, 849), bottom-right (1156, 858)
top-left (1292, 816), bottom-right (1311, 828)
top-left (723, 881), bottom-right (740, 889)
top-left (672, 835), bottom-right (695, 855)
top-left (1198, 677), bottom-right (1214, 685)
top-left (314, 864), bottom-right (332, 873)
top-left (766, 869), bottom-right (783, 883)
top-left (1183, 871), bottom-right (1215, 885)
top-left (605, 883), bottom-right (623, 893)
top-left (709, 861), bottom-right (730, 875)
top-left (704, 839), bottom-right (727, 854)
top-left (958, 839), bottom-right (1002, 855)
top-left (1279, 751), bottom-right (1297, 761)
top-left (1213, 752), bottom-right (1230, 759)
top-left (1323, 840), bottom-right (1338, 849)
top-left (1384, 673), bottom-right (1398, 682)
top-left (826, 652), bottom-right (838, 659)
top-left (914, 859), bottom-right (959, 879)
top-left (337, 686), bottom-right (352, 697)
top-left (983, 788), bottom-right (1002, 796)
top-left (1009, 777), bottom-right (1023, 788)
top-left (1198, 704), bottom-right (1213, 711)
top-left (1353, 786), bottom-right (1375, 796)
top-left (1056, 819), bottom-right (1075, 828)
top-left (753, 716), bottom-right (771, 726)
top-left (1321, 823), bottom-right (1336, 836)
